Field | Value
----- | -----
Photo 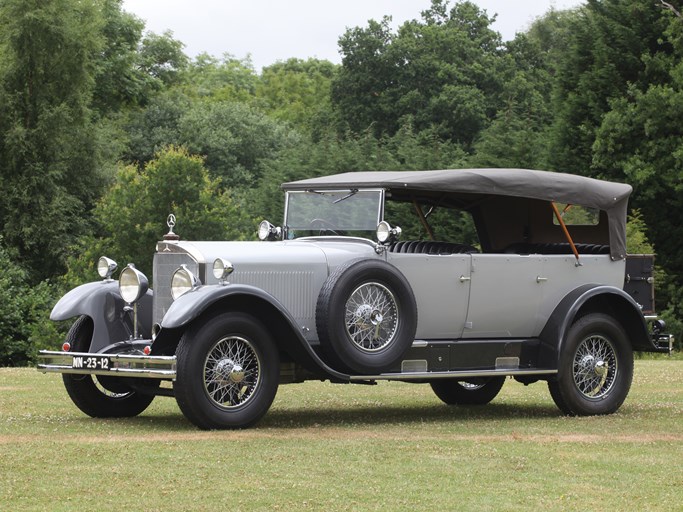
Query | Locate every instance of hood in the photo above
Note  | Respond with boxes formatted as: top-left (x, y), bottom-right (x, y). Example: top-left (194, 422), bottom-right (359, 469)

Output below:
top-left (155, 238), bottom-right (379, 285)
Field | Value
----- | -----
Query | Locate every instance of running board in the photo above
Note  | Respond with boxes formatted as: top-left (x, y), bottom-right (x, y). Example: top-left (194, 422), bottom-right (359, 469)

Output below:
top-left (349, 368), bottom-right (557, 382)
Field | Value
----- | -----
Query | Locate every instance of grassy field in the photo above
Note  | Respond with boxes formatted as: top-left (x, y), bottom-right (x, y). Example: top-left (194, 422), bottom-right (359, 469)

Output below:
top-left (1, 360), bottom-right (682, 511)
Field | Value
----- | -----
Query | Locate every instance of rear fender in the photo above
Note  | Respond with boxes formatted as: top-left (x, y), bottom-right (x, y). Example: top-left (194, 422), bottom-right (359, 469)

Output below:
top-left (50, 280), bottom-right (153, 353)
top-left (159, 284), bottom-right (348, 381)
top-left (539, 284), bottom-right (653, 368)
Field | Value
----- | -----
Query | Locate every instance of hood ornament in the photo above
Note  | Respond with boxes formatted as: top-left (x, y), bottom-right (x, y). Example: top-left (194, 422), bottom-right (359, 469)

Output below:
top-left (163, 213), bottom-right (180, 241)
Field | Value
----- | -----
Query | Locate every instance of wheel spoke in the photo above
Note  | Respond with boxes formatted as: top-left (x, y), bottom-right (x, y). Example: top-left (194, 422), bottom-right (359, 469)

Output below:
top-left (572, 334), bottom-right (617, 399)
top-left (203, 336), bottom-right (261, 409)
top-left (344, 281), bottom-right (399, 352)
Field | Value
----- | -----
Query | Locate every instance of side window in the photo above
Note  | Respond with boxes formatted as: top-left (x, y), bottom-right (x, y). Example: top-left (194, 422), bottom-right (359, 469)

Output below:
top-left (553, 203), bottom-right (600, 226)
top-left (384, 200), bottom-right (479, 247)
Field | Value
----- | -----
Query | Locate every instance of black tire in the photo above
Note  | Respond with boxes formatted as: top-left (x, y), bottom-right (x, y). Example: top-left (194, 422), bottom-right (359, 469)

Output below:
top-left (62, 316), bottom-right (156, 418)
top-left (174, 312), bottom-right (279, 429)
top-left (548, 313), bottom-right (633, 416)
top-left (430, 377), bottom-right (505, 405)
top-left (316, 259), bottom-right (417, 374)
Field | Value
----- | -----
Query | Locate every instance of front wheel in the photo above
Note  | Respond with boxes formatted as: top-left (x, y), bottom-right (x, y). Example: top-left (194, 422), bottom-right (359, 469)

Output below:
top-left (174, 312), bottom-right (279, 429)
top-left (548, 313), bottom-right (633, 416)
top-left (430, 377), bottom-right (506, 405)
top-left (62, 316), bottom-right (156, 418)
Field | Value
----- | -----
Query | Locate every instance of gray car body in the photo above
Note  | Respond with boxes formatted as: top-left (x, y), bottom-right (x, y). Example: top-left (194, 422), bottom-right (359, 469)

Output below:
top-left (46, 168), bottom-right (658, 383)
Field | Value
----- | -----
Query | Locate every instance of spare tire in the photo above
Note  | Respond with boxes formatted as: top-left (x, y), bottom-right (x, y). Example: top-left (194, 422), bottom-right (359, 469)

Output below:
top-left (316, 259), bottom-right (417, 374)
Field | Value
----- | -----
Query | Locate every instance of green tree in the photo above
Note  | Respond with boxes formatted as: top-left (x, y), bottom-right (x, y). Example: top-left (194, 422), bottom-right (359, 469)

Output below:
top-left (470, 20), bottom-right (560, 169)
top-left (179, 53), bottom-right (257, 102)
top-left (124, 89), bottom-right (193, 164)
top-left (0, 238), bottom-right (59, 365)
top-left (255, 58), bottom-right (337, 131)
top-left (0, 0), bottom-right (105, 281)
top-left (93, 0), bottom-right (188, 113)
top-left (590, 1), bottom-right (683, 289)
top-left (332, 0), bottom-right (504, 146)
top-left (178, 100), bottom-right (297, 187)
top-left (124, 92), bottom-right (297, 187)
top-left (91, 0), bottom-right (145, 113)
top-left (547, 0), bottom-right (674, 175)
top-left (64, 147), bottom-right (252, 284)
top-left (138, 30), bottom-right (189, 87)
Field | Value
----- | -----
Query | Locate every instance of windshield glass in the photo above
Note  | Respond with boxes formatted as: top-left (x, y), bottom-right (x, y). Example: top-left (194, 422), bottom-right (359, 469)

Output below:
top-left (285, 189), bottom-right (383, 239)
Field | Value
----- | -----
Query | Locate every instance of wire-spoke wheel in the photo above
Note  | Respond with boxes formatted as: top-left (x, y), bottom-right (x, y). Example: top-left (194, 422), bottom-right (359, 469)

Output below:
top-left (572, 334), bottom-right (617, 399)
top-left (175, 312), bottom-right (279, 429)
top-left (203, 335), bottom-right (261, 410)
top-left (345, 282), bottom-right (399, 352)
top-left (548, 313), bottom-right (633, 416)
top-left (317, 259), bottom-right (417, 374)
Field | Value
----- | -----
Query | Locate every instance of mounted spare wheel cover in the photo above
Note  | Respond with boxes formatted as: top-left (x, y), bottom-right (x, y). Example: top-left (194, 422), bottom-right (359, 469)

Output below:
top-left (316, 259), bottom-right (417, 374)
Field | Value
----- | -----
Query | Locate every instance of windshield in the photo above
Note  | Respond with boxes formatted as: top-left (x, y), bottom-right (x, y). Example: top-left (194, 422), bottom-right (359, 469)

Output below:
top-left (285, 189), bottom-right (383, 239)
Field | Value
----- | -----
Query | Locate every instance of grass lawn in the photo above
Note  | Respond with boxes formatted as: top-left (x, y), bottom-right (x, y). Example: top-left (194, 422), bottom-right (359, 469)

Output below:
top-left (1, 359), bottom-right (681, 511)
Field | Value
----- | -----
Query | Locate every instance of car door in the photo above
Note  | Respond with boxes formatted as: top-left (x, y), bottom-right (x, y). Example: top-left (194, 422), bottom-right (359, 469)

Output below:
top-left (387, 253), bottom-right (472, 339)
top-left (464, 254), bottom-right (545, 338)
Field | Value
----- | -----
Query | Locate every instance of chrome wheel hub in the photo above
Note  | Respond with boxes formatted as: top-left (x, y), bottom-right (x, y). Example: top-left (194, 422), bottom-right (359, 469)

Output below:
top-left (204, 336), bottom-right (260, 409)
top-left (345, 282), bottom-right (399, 352)
top-left (215, 358), bottom-right (246, 384)
top-left (353, 304), bottom-right (384, 326)
top-left (573, 335), bottom-right (617, 399)
top-left (354, 304), bottom-right (374, 324)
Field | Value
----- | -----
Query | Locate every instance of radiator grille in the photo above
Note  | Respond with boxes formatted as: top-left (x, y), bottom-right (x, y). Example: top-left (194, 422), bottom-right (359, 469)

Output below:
top-left (153, 250), bottom-right (316, 325)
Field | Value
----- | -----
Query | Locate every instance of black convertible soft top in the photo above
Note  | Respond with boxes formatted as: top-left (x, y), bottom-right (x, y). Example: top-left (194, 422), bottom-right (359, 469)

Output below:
top-left (283, 169), bottom-right (632, 260)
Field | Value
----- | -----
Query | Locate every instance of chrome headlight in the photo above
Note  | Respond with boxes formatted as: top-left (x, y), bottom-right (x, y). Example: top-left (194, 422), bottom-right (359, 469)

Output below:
top-left (97, 256), bottom-right (117, 280)
top-left (171, 264), bottom-right (199, 300)
top-left (212, 258), bottom-right (234, 281)
top-left (377, 221), bottom-right (402, 244)
top-left (258, 220), bottom-right (282, 241)
top-left (119, 264), bottom-right (149, 304)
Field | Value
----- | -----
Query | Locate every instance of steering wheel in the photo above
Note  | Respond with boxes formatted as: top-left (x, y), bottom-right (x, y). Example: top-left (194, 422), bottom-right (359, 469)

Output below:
top-left (309, 218), bottom-right (345, 236)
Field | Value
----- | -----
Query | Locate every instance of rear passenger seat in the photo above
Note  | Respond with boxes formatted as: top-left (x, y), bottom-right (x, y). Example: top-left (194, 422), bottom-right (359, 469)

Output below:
top-left (388, 241), bottom-right (478, 255)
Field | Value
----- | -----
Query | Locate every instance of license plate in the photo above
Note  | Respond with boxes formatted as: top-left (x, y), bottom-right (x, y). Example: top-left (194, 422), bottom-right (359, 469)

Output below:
top-left (72, 355), bottom-right (111, 371)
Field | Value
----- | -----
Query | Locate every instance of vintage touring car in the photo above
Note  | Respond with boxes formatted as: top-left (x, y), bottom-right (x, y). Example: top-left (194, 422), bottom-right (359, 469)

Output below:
top-left (38, 168), bottom-right (671, 429)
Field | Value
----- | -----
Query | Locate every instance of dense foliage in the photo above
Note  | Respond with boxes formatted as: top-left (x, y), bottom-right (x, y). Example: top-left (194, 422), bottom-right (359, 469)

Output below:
top-left (1, 0), bottom-right (682, 364)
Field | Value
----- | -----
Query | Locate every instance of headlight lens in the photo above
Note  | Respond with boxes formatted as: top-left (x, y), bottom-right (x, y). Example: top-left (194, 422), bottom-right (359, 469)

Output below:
top-left (212, 258), bottom-right (234, 281)
top-left (377, 221), bottom-right (391, 243)
top-left (376, 221), bottom-right (401, 244)
top-left (119, 265), bottom-right (149, 304)
top-left (171, 265), bottom-right (199, 300)
top-left (97, 256), bottom-right (117, 279)
top-left (258, 220), bottom-right (281, 241)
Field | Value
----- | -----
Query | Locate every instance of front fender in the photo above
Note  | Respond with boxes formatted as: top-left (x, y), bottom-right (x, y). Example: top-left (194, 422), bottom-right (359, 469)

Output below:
top-left (51, 280), bottom-right (153, 353)
top-left (160, 284), bottom-right (349, 381)
top-left (539, 284), bottom-right (653, 368)
top-left (160, 284), bottom-right (259, 329)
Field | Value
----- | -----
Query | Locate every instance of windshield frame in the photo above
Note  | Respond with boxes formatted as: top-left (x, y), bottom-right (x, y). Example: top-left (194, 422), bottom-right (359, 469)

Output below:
top-left (284, 188), bottom-right (385, 240)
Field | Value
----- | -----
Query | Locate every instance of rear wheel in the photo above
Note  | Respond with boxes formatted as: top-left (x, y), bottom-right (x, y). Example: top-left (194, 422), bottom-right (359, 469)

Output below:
top-left (62, 316), bottom-right (156, 418)
top-left (430, 377), bottom-right (505, 405)
top-left (548, 313), bottom-right (633, 416)
top-left (174, 312), bottom-right (279, 429)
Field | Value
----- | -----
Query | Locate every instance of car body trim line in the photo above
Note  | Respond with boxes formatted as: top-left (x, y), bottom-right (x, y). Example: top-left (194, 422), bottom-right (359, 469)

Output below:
top-left (349, 368), bottom-right (557, 381)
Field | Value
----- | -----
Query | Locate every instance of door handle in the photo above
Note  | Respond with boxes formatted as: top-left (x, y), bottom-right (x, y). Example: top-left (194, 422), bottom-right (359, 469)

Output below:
top-left (459, 275), bottom-right (471, 283)
top-left (536, 276), bottom-right (548, 283)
